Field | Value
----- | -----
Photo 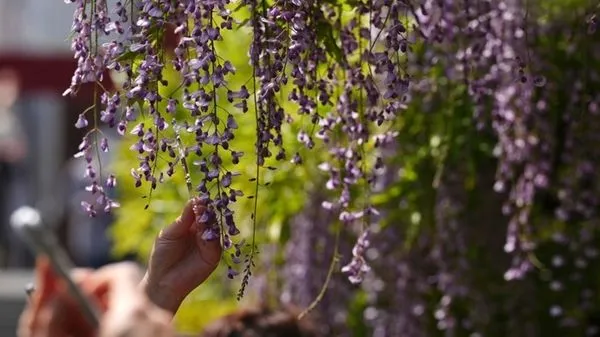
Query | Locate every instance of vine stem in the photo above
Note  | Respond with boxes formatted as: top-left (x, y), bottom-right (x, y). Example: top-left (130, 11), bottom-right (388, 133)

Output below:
top-left (175, 134), bottom-right (194, 197)
top-left (208, 11), bottom-right (226, 241)
top-left (91, 0), bottom-right (103, 183)
top-left (298, 220), bottom-right (341, 320)
top-left (237, 0), bottom-right (261, 300)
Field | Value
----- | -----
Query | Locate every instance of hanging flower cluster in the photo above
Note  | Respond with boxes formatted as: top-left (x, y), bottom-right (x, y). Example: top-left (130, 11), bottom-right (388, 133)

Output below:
top-left (277, 1), bottom-right (600, 335)
top-left (63, 1), bottom-right (600, 320)
top-left (63, 0), bottom-right (415, 289)
top-left (64, 0), bottom-right (249, 283)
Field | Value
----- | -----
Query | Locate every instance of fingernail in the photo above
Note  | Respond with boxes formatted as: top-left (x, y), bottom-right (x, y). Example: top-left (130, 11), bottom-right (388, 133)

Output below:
top-left (25, 282), bottom-right (35, 297)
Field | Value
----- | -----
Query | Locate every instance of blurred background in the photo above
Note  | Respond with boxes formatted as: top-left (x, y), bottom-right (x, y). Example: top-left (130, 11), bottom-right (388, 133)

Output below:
top-left (1, 1), bottom-right (600, 337)
top-left (0, 0), bottom-right (122, 270)
top-left (0, 2), bottom-right (121, 335)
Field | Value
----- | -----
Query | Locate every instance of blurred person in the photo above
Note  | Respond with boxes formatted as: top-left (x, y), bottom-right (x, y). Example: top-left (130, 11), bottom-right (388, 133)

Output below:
top-left (18, 198), bottom-right (222, 336)
top-left (18, 197), bottom-right (320, 337)
top-left (0, 68), bottom-right (30, 267)
top-left (18, 258), bottom-right (175, 337)
top-left (200, 305), bottom-right (320, 337)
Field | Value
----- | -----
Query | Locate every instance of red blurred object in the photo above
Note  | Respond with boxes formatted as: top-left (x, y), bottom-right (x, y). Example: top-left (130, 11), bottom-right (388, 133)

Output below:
top-left (0, 54), bottom-right (114, 99)
top-left (0, 20), bottom-right (178, 97)
top-left (163, 22), bottom-right (180, 50)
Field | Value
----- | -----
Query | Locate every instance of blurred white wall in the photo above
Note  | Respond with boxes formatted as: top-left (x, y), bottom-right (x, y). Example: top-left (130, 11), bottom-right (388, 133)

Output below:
top-left (0, 0), bottom-right (120, 270)
top-left (0, 1), bottom-right (72, 268)
top-left (0, 0), bottom-right (73, 55)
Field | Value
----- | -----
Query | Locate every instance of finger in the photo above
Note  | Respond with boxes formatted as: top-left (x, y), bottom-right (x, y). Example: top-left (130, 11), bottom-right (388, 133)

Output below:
top-left (86, 262), bottom-right (144, 306)
top-left (71, 268), bottom-right (94, 281)
top-left (24, 261), bottom-right (94, 337)
top-left (28, 299), bottom-right (60, 337)
top-left (32, 263), bottom-right (92, 299)
top-left (17, 299), bottom-right (35, 337)
top-left (193, 199), bottom-right (218, 233)
top-left (29, 267), bottom-right (120, 337)
top-left (195, 230), bottom-right (222, 268)
top-left (44, 297), bottom-right (93, 337)
top-left (158, 199), bottom-right (197, 240)
top-left (26, 294), bottom-right (79, 337)
top-left (29, 257), bottom-right (59, 328)
top-left (71, 268), bottom-right (111, 312)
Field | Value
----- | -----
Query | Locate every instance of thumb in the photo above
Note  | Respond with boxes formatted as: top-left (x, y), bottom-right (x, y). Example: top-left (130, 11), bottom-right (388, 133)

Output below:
top-left (30, 257), bottom-right (59, 320)
top-left (89, 262), bottom-right (143, 306)
top-left (158, 199), bottom-right (197, 240)
top-left (25, 257), bottom-right (56, 335)
top-left (27, 258), bottom-right (95, 337)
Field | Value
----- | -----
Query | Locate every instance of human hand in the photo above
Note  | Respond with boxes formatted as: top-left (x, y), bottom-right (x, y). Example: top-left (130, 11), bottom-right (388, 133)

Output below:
top-left (18, 257), bottom-right (95, 337)
top-left (18, 258), bottom-right (175, 337)
top-left (140, 198), bottom-right (222, 315)
top-left (94, 262), bottom-right (175, 337)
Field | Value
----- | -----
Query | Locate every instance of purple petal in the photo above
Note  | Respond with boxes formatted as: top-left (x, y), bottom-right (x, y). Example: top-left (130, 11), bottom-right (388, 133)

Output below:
top-left (75, 113), bottom-right (88, 128)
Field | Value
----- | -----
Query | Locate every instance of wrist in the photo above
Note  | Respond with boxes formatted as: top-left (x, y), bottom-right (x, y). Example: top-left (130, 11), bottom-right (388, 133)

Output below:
top-left (139, 272), bottom-right (185, 316)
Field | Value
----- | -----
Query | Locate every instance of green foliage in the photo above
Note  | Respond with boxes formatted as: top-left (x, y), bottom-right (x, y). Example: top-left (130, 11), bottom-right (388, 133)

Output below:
top-left (109, 11), bottom-right (329, 331)
top-left (106, 0), bottom-right (600, 335)
top-left (108, 8), bottom-right (492, 335)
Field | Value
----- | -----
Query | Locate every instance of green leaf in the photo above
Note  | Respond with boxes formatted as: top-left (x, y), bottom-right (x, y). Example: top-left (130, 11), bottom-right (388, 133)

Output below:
top-left (115, 50), bottom-right (139, 63)
top-left (316, 20), bottom-right (344, 65)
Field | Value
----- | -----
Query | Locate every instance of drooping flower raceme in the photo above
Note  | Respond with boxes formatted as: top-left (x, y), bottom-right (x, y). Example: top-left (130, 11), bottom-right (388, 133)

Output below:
top-left (62, 0), bottom-right (411, 289)
top-left (62, 2), bottom-right (598, 319)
